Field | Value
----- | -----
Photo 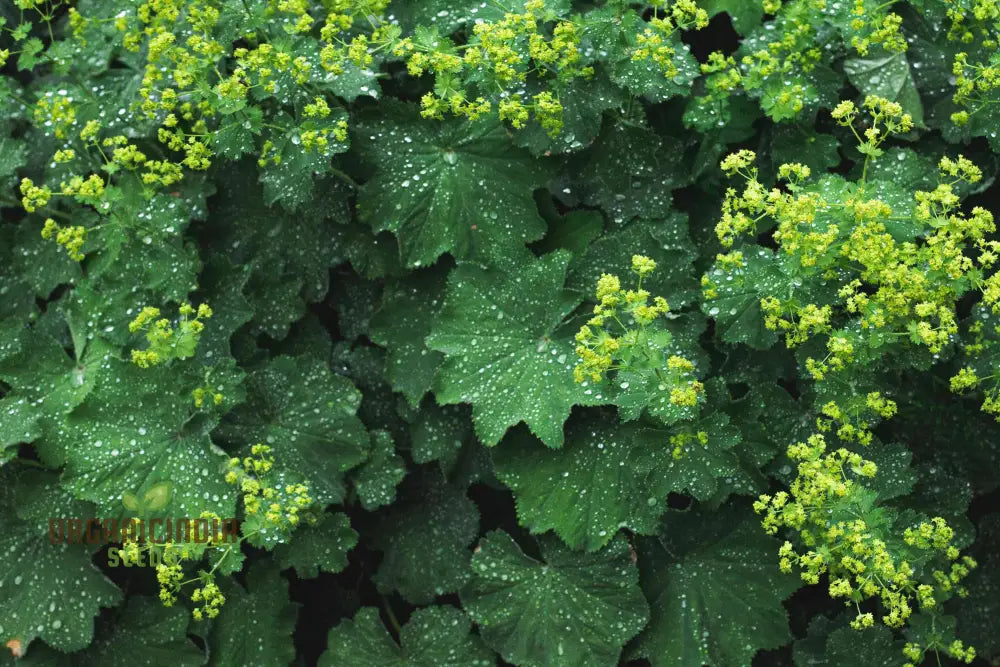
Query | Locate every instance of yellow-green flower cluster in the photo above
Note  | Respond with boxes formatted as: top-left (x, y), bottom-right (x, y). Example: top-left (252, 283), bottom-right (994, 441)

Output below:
top-left (40, 218), bottom-right (87, 261)
top-left (708, 108), bottom-right (997, 382)
top-left (122, 517), bottom-right (235, 620)
top-left (406, 0), bottom-right (591, 134)
top-left (155, 558), bottom-right (185, 606)
top-left (574, 255), bottom-right (704, 409)
top-left (847, 0), bottom-right (906, 56)
top-left (669, 428), bottom-right (709, 460)
top-left (119, 536), bottom-right (193, 607)
top-left (949, 366), bottom-right (980, 393)
top-left (950, 323), bottom-right (1000, 421)
top-left (814, 392), bottom-right (897, 445)
top-left (695, 0), bottom-right (909, 121)
top-left (190, 578), bottom-right (225, 621)
top-left (33, 92), bottom-right (76, 139)
top-left (755, 433), bottom-right (977, 637)
top-left (943, 1), bottom-right (1000, 125)
top-left (693, 1), bottom-right (823, 119)
top-left (191, 386), bottom-right (224, 408)
top-left (633, 1), bottom-right (709, 78)
top-left (226, 444), bottom-right (316, 532)
top-left (832, 96), bottom-right (914, 153)
top-left (18, 178), bottom-right (52, 213)
top-left (902, 639), bottom-right (977, 666)
top-left (60, 173), bottom-right (107, 202)
top-left (129, 302), bottom-right (213, 368)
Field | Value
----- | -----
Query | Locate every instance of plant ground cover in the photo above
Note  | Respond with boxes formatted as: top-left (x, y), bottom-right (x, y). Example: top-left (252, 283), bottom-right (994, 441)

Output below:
top-left (1, 0), bottom-right (999, 665)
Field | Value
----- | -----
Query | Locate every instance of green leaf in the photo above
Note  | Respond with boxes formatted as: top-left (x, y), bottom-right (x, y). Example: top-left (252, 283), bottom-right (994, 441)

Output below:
top-left (462, 531), bottom-right (648, 667)
top-left (54, 359), bottom-right (238, 520)
top-left (218, 355), bottom-right (369, 506)
top-left (372, 476), bottom-right (479, 605)
top-left (212, 108), bottom-right (263, 160)
top-left (593, 312), bottom-right (708, 425)
top-left (334, 272), bottom-right (382, 342)
top-left (702, 249), bottom-right (782, 349)
top-left (576, 120), bottom-right (686, 227)
top-left (513, 70), bottom-right (625, 156)
top-left (273, 512), bottom-right (358, 578)
top-left (0, 135), bottom-right (26, 179)
top-left (0, 395), bottom-right (40, 462)
top-left (794, 615), bottom-right (902, 667)
top-left (208, 164), bottom-right (346, 340)
top-left (256, 110), bottom-right (351, 211)
top-left (195, 255), bottom-right (254, 362)
top-left (0, 469), bottom-right (122, 654)
top-left (634, 504), bottom-right (801, 667)
top-left (844, 51), bottom-right (925, 126)
top-left (369, 266), bottom-right (447, 407)
top-left (356, 103), bottom-right (550, 268)
top-left (207, 560), bottom-right (298, 667)
top-left (566, 212), bottom-right (700, 310)
top-left (656, 409), bottom-right (746, 499)
top-left (956, 514), bottom-right (1000, 661)
top-left (702, 0), bottom-right (764, 35)
top-left (768, 126), bottom-right (841, 176)
top-left (860, 441), bottom-right (917, 502)
top-left (17, 38), bottom-right (44, 70)
top-left (494, 416), bottom-right (673, 551)
top-left (352, 429), bottom-right (406, 511)
top-left (85, 190), bottom-right (204, 315)
top-left (584, 8), bottom-right (698, 102)
top-left (0, 326), bottom-right (108, 443)
top-left (321, 606), bottom-right (493, 667)
top-left (10, 218), bottom-right (81, 298)
top-left (427, 251), bottom-right (603, 447)
top-left (409, 402), bottom-right (471, 467)
top-left (79, 597), bottom-right (204, 667)
top-left (535, 210), bottom-right (605, 259)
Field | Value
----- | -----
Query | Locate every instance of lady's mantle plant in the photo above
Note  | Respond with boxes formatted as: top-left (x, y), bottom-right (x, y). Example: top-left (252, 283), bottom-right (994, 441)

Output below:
top-left (0, 0), bottom-right (998, 666)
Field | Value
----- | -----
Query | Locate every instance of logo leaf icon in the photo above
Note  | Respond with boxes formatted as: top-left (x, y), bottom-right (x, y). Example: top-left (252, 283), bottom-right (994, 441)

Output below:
top-left (143, 482), bottom-right (172, 512)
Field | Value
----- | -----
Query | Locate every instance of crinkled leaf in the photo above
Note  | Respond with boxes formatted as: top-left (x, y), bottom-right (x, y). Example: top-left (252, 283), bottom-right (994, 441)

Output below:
top-left (567, 212), bottom-right (699, 309)
top-left (274, 512), bottom-right (357, 579)
top-left (372, 476), bottom-right (479, 605)
top-left (536, 210), bottom-right (605, 259)
top-left (54, 359), bottom-right (238, 520)
top-left (352, 429), bottom-right (405, 511)
top-left (584, 8), bottom-right (698, 102)
top-left (218, 355), bottom-right (369, 505)
top-left (409, 402), bottom-right (472, 467)
top-left (514, 70), bottom-right (625, 156)
top-left (844, 51), bottom-right (924, 126)
top-left (0, 396), bottom-right (40, 461)
top-left (702, 249), bottom-right (782, 349)
top-left (208, 164), bottom-right (345, 340)
top-left (956, 514), bottom-right (1000, 660)
top-left (462, 531), bottom-right (648, 667)
top-left (79, 597), bottom-right (203, 667)
top-left (368, 266), bottom-right (447, 407)
top-left (768, 127), bottom-right (840, 175)
top-left (321, 606), bottom-right (494, 667)
top-left (634, 504), bottom-right (800, 666)
top-left (207, 560), bottom-right (297, 667)
top-left (0, 326), bottom-right (109, 444)
top-left (794, 615), bottom-right (902, 667)
top-left (357, 103), bottom-right (550, 268)
top-left (0, 469), bottom-right (122, 654)
top-left (702, 0), bottom-right (764, 35)
top-left (494, 417), bottom-right (673, 551)
top-left (427, 251), bottom-right (603, 447)
top-left (576, 120), bottom-right (685, 227)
